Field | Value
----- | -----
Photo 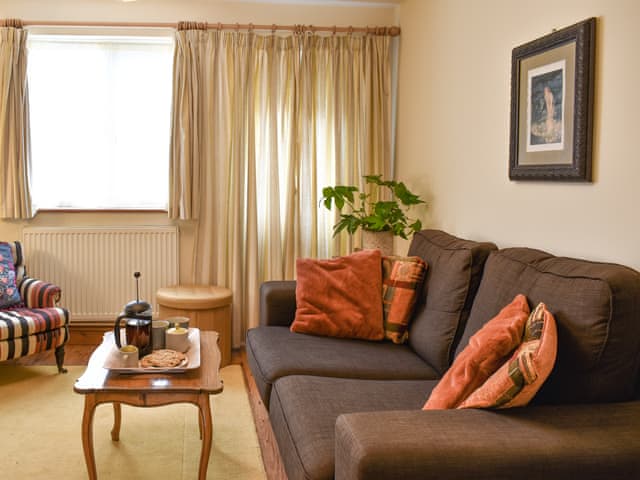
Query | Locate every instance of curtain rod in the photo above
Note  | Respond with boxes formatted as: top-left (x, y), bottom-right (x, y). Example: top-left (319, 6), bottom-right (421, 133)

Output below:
top-left (20, 20), bottom-right (400, 36)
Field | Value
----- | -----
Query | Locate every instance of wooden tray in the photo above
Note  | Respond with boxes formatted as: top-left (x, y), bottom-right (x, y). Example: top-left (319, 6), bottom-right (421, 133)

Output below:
top-left (103, 328), bottom-right (201, 374)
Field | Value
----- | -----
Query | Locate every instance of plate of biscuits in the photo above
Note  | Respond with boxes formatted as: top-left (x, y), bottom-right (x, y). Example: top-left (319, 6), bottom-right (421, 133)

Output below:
top-left (103, 328), bottom-right (201, 373)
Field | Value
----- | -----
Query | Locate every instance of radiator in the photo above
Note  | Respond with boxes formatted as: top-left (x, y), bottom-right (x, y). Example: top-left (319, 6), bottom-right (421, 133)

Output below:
top-left (22, 226), bottom-right (179, 322)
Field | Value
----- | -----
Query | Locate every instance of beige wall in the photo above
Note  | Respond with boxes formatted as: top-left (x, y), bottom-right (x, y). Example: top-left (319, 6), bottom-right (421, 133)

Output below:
top-left (396, 0), bottom-right (640, 271)
top-left (0, 0), bottom-right (397, 283)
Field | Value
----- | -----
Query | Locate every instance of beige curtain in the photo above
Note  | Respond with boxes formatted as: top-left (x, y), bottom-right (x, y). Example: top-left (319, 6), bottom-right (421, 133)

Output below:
top-left (170, 28), bottom-right (392, 347)
top-left (0, 19), bottom-right (33, 219)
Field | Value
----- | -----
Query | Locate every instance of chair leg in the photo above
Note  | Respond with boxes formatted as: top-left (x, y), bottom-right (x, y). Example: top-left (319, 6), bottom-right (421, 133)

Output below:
top-left (55, 345), bottom-right (68, 374)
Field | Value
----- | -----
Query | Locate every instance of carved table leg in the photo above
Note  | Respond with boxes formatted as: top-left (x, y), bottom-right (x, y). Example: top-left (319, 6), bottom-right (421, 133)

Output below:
top-left (197, 394), bottom-right (213, 480)
top-left (111, 402), bottom-right (122, 441)
top-left (81, 395), bottom-right (98, 480)
top-left (55, 345), bottom-right (67, 373)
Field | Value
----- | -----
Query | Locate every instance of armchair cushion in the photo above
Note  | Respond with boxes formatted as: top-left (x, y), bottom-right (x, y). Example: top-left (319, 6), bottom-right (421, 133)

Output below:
top-left (0, 307), bottom-right (69, 341)
top-left (0, 243), bottom-right (22, 308)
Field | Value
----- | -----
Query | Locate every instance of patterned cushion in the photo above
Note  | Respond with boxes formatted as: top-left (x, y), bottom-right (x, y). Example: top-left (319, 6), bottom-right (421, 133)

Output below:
top-left (7, 241), bottom-right (25, 284)
top-left (291, 249), bottom-right (384, 340)
top-left (0, 307), bottom-right (70, 341)
top-left (381, 255), bottom-right (427, 344)
top-left (0, 326), bottom-right (68, 362)
top-left (0, 242), bottom-right (22, 308)
top-left (423, 294), bottom-right (530, 409)
top-left (459, 302), bottom-right (558, 409)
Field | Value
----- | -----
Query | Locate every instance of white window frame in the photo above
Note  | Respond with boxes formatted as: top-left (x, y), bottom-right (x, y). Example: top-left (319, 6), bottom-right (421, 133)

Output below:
top-left (26, 27), bottom-right (175, 211)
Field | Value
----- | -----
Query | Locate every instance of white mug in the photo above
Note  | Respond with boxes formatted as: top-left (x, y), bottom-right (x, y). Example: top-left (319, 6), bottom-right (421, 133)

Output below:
top-left (165, 326), bottom-right (190, 353)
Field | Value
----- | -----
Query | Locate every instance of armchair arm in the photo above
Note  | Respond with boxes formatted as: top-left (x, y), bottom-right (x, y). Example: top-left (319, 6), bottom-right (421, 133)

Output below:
top-left (18, 277), bottom-right (62, 308)
top-left (259, 280), bottom-right (297, 327)
top-left (335, 402), bottom-right (640, 480)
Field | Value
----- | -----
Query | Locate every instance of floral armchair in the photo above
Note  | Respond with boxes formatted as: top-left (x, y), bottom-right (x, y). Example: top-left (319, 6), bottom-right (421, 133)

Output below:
top-left (0, 241), bottom-right (69, 373)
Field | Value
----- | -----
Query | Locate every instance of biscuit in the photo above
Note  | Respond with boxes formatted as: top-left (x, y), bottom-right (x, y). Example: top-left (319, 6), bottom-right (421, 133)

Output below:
top-left (141, 349), bottom-right (187, 368)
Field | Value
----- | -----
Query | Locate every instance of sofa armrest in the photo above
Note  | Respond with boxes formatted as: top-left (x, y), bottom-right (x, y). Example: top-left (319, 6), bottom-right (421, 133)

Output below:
top-left (18, 277), bottom-right (62, 308)
top-left (259, 280), bottom-right (297, 327)
top-left (335, 402), bottom-right (640, 480)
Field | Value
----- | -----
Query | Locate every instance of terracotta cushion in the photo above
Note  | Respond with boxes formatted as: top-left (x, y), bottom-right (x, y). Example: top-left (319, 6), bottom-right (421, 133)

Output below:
top-left (459, 302), bottom-right (558, 409)
top-left (423, 294), bottom-right (530, 410)
top-left (291, 249), bottom-right (384, 340)
top-left (381, 255), bottom-right (427, 344)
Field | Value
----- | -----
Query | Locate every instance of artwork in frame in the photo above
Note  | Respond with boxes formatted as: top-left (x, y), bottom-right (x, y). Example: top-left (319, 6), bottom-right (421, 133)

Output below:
top-left (509, 17), bottom-right (595, 181)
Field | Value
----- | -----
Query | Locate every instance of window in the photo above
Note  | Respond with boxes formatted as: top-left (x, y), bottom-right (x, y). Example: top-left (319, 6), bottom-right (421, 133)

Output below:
top-left (27, 31), bottom-right (174, 210)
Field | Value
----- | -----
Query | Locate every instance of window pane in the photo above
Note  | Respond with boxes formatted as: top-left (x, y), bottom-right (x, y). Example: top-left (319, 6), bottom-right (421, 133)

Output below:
top-left (27, 34), bottom-right (174, 209)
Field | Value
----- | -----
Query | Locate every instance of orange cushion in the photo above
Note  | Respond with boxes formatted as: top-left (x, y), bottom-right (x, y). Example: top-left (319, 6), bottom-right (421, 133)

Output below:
top-left (423, 294), bottom-right (530, 410)
top-left (459, 302), bottom-right (557, 409)
top-left (291, 249), bottom-right (384, 340)
top-left (382, 255), bottom-right (427, 344)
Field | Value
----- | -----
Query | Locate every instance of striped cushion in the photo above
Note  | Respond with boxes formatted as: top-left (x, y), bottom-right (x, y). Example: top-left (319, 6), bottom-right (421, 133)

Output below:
top-left (459, 302), bottom-right (558, 409)
top-left (0, 326), bottom-right (68, 362)
top-left (382, 255), bottom-right (427, 344)
top-left (0, 307), bottom-right (70, 341)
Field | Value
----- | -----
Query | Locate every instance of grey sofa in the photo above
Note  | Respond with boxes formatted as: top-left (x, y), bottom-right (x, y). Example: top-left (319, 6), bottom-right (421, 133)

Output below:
top-left (246, 230), bottom-right (640, 480)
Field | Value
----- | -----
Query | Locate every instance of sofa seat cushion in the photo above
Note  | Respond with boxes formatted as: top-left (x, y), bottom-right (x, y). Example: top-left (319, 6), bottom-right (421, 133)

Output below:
top-left (0, 325), bottom-right (69, 361)
top-left (270, 375), bottom-right (438, 480)
top-left (459, 248), bottom-right (640, 404)
top-left (246, 326), bottom-right (439, 408)
top-left (0, 307), bottom-right (70, 341)
top-left (407, 230), bottom-right (497, 375)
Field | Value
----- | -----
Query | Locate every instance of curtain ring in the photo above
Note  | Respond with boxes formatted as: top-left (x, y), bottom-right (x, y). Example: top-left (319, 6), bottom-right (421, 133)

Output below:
top-left (348, 25), bottom-right (353, 35)
top-left (235, 22), bottom-right (240, 32)
top-left (271, 24), bottom-right (277, 35)
top-left (249, 22), bottom-right (254, 32)
top-left (307, 25), bottom-right (314, 36)
top-left (332, 25), bottom-right (337, 36)
top-left (217, 22), bottom-right (222, 31)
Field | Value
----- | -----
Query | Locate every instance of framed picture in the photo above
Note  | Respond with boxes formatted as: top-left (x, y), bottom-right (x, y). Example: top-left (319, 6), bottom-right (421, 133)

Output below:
top-left (509, 17), bottom-right (596, 181)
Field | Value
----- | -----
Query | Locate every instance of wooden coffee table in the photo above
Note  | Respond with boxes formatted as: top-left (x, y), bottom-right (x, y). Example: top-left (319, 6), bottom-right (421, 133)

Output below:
top-left (74, 330), bottom-right (223, 480)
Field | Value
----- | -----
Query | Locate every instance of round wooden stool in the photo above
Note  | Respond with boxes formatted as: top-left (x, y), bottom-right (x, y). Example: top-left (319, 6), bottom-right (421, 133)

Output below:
top-left (157, 285), bottom-right (232, 367)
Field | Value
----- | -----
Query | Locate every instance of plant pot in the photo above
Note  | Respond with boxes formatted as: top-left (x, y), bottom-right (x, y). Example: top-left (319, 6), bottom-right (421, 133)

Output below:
top-left (361, 230), bottom-right (393, 256)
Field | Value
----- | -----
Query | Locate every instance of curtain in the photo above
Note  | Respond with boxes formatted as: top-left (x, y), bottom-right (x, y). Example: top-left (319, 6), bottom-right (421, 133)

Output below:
top-left (0, 19), bottom-right (33, 219)
top-left (170, 27), bottom-right (393, 347)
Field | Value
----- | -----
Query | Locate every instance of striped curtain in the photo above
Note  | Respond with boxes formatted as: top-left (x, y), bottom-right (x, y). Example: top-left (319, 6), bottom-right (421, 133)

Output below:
top-left (0, 19), bottom-right (33, 219)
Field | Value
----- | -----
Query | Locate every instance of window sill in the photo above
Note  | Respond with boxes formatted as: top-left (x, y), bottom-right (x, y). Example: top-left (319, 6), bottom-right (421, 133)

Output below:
top-left (36, 208), bottom-right (168, 214)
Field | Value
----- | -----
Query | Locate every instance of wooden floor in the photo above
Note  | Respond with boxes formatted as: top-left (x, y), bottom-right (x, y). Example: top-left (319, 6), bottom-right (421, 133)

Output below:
top-left (4, 344), bottom-right (288, 480)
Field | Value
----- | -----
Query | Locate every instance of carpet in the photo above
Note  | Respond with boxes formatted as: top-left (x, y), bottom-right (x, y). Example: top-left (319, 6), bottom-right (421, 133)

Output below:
top-left (0, 365), bottom-right (266, 479)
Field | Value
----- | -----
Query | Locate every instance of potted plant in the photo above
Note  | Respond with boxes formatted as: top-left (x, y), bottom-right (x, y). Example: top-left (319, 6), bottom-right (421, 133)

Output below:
top-left (320, 175), bottom-right (425, 253)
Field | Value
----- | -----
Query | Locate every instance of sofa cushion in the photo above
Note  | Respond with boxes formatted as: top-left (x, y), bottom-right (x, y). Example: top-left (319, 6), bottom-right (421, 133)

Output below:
top-left (459, 248), bottom-right (640, 404)
top-left (407, 230), bottom-right (497, 374)
top-left (270, 375), bottom-right (437, 480)
top-left (291, 249), bottom-right (384, 340)
top-left (424, 294), bottom-right (530, 409)
top-left (460, 302), bottom-right (558, 409)
top-left (382, 255), bottom-right (427, 344)
top-left (246, 326), bottom-right (439, 408)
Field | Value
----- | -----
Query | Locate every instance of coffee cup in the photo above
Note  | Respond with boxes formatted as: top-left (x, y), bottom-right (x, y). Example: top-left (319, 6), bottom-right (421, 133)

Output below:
top-left (167, 316), bottom-right (190, 329)
top-left (166, 326), bottom-right (190, 353)
top-left (151, 320), bottom-right (170, 350)
top-left (118, 344), bottom-right (139, 368)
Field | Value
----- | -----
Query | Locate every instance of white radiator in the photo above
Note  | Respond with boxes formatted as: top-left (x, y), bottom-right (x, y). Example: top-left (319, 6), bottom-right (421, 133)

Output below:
top-left (22, 226), bottom-right (179, 322)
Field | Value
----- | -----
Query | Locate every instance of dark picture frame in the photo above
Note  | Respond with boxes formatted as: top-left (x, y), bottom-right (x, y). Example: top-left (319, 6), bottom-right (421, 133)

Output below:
top-left (509, 18), bottom-right (596, 181)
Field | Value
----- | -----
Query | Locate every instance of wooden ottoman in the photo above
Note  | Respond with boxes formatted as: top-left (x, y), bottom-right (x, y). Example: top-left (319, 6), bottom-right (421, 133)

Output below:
top-left (157, 285), bottom-right (232, 367)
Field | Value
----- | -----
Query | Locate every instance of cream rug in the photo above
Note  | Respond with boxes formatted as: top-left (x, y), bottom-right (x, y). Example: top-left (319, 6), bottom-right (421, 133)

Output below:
top-left (0, 365), bottom-right (266, 480)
